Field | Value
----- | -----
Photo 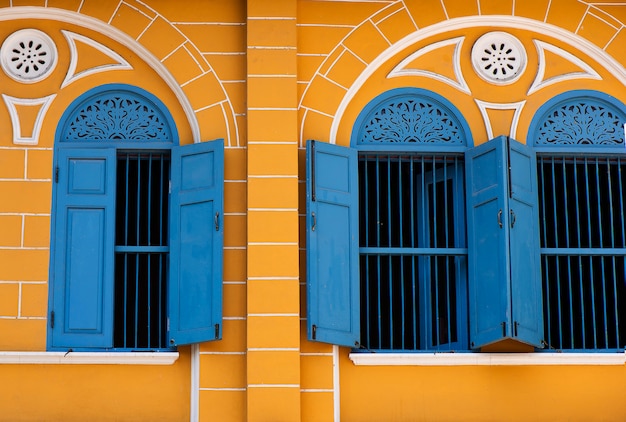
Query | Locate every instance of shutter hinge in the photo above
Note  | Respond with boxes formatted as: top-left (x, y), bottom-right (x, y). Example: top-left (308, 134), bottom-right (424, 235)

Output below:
top-left (50, 311), bottom-right (55, 328)
top-left (168, 180), bottom-right (172, 194)
top-left (54, 166), bottom-right (59, 183)
top-left (514, 321), bottom-right (519, 337)
top-left (312, 324), bottom-right (317, 340)
top-left (501, 321), bottom-right (506, 337)
top-left (215, 323), bottom-right (220, 339)
top-left (215, 212), bottom-right (220, 231)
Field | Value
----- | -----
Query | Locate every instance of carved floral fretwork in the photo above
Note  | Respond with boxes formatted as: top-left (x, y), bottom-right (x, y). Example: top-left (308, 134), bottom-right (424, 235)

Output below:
top-left (359, 99), bottom-right (465, 145)
top-left (535, 100), bottom-right (625, 146)
top-left (62, 94), bottom-right (172, 142)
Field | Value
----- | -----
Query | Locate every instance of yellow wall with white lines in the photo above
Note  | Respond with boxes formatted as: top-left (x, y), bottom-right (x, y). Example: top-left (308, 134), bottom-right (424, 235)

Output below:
top-left (0, 0), bottom-right (624, 421)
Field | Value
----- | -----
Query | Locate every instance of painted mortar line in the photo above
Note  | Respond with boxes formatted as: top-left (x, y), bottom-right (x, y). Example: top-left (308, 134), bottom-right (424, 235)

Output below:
top-left (107, 1), bottom-right (123, 25)
top-left (603, 27), bottom-right (623, 50)
top-left (248, 17), bottom-right (297, 20)
top-left (172, 22), bottom-right (245, 26)
top-left (120, 1), bottom-right (155, 21)
top-left (587, 10), bottom-right (621, 29)
top-left (575, 5), bottom-right (591, 33)
top-left (369, 18), bottom-right (393, 46)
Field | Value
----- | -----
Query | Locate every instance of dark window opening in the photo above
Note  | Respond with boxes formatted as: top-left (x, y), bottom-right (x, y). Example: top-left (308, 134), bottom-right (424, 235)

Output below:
top-left (538, 155), bottom-right (626, 350)
top-left (358, 154), bottom-right (467, 351)
top-left (114, 151), bottom-right (170, 349)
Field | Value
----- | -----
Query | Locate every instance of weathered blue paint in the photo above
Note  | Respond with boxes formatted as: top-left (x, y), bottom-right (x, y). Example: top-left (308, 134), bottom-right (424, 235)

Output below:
top-left (169, 139), bottom-right (224, 346)
top-left (306, 140), bottom-right (361, 347)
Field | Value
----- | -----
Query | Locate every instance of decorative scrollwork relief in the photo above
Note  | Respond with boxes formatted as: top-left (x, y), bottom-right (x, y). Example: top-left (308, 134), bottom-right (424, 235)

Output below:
top-left (535, 99), bottom-right (625, 146)
top-left (62, 94), bottom-right (172, 142)
top-left (358, 98), bottom-right (465, 145)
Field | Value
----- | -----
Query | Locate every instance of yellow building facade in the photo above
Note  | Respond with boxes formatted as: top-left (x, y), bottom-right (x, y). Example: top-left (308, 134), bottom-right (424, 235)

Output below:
top-left (0, 1), bottom-right (625, 421)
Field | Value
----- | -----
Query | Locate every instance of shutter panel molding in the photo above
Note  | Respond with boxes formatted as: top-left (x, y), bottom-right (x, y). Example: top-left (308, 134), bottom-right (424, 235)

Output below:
top-left (508, 139), bottom-right (544, 347)
top-left (465, 136), bottom-right (543, 349)
top-left (466, 136), bottom-right (511, 349)
top-left (169, 139), bottom-right (224, 346)
top-left (50, 148), bottom-right (117, 349)
top-left (306, 140), bottom-right (361, 347)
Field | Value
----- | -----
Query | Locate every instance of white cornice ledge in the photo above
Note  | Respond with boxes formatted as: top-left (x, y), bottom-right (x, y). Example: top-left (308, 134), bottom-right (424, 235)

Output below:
top-left (0, 352), bottom-right (179, 365)
top-left (349, 352), bottom-right (626, 366)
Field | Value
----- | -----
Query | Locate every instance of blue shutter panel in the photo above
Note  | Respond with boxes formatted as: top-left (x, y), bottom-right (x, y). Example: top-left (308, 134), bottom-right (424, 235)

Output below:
top-left (466, 136), bottom-right (544, 349)
top-left (51, 148), bottom-right (116, 349)
top-left (465, 136), bottom-right (512, 349)
top-left (508, 139), bottom-right (543, 347)
top-left (306, 140), bottom-right (360, 347)
top-left (169, 139), bottom-right (224, 346)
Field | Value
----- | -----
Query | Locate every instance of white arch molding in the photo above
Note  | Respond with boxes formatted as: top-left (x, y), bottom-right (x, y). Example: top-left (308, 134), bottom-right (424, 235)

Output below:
top-left (327, 15), bottom-right (626, 144)
top-left (0, 7), bottom-right (201, 143)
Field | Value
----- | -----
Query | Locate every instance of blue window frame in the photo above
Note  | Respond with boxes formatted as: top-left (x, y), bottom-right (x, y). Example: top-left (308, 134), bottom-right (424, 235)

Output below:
top-left (48, 84), bottom-right (224, 351)
top-left (530, 90), bottom-right (626, 351)
top-left (306, 88), bottom-right (546, 352)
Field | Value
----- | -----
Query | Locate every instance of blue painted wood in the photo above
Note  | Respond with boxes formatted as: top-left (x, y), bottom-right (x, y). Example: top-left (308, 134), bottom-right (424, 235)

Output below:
top-left (51, 148), bottom-right (116, 349)
top-left (466, 137), bottom-right (544, 349)
top-left (169, 139), bottom-right (224, 346)
top-left (306, 140), bottom-right (360, 347)
top-left (55, 84), bottom-right (177, 150)
top-left (465, 136), bottom-right (511, 349)
top-left (529, 90), bottom-right (626, 153)
top-left (508, 139), bottom-right (544, 348)
top-left (351, 88), bottom-right (473, 148)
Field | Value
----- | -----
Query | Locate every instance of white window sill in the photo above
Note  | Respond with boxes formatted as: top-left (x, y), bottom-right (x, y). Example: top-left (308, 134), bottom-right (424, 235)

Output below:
top-left (349, 352), bottom-right (626, 366)
top-left (0, 351), bottom-right (179, 365)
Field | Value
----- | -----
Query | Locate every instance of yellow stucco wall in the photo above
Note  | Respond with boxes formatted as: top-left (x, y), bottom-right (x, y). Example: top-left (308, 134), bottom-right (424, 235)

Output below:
top-left (0, 1), bottom-right (624, 421)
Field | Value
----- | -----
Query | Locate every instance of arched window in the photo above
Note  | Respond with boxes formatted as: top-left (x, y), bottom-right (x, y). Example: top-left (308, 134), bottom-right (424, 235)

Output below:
top-left (306, 88), bottom-right (547, 353)
top-left (306, 89), bottom-right (472, 351)
top-left (48, 84), bottom-right (224, 351)
top-left (530, 90), bottom-right (626, 351)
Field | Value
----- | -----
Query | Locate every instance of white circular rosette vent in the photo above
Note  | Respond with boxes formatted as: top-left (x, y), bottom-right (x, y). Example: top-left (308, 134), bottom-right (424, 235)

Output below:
top-left (471, 31), bottom-right (526, 85)
top-left (1, 29), bottom-right (58, 83)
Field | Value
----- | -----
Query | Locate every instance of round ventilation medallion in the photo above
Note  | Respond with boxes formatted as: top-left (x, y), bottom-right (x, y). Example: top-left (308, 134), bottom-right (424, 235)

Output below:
top-left (471, 32), bottom-right (526, 85)
top-left (1, 29), bottom-right (58, 83)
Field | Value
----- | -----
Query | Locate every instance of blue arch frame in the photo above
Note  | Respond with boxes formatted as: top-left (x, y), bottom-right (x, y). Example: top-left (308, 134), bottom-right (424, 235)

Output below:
top-left (350, 87), bottom-right (473, 152)
top-left (528, 89), bottom-right (626, 154)
top-left (55, 83), bottom-right (179, 148)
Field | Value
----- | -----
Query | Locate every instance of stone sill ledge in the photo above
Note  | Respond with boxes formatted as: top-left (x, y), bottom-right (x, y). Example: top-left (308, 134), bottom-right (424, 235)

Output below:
top-left (349, 352), bottom-right (626, 366)
top-left (0, 351), bottom-right (179, 365)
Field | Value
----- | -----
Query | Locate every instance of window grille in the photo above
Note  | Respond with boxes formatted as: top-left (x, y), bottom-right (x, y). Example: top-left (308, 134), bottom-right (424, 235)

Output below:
top-left (114, 151), bottom-right (170, 349)
top-left (358, 153), bottom-right (467, 350)
top-left (538, 155), bottom-right (626, 350)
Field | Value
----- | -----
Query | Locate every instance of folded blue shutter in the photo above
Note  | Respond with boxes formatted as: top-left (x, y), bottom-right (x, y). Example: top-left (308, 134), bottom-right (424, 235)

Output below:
top-left (169, 139), bottom-right (224, 346)
top-left (465, 136), bottom-right (511, 349)
top-left (466, 136), bottom-right (543, 349)
top-left (51, 148), bottom-right (116, 349)
top-left (508, 139), bottom-right (543, 347)
top-left (306, 140), bottom-right (360, 347)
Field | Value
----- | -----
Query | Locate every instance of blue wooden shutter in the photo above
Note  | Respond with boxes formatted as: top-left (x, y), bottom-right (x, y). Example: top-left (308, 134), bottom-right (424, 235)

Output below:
top-left (51, 148), bottom-right (116, 349)
top-left (169, 139), bottom-right (224, 346)
top-left (306, 140), bottom-right (360, 347)
top-left (465, 136), bottom-right (512, 349)
top-left (466, 136), bottom-right (543, 349)
top-left (508, 139), bottom-right (543, 347)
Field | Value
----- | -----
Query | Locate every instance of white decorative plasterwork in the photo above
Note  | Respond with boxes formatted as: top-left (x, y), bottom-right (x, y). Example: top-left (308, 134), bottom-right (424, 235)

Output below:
top-left (0, 351), bottom-right (179, 365)
top-left (527, 40), bottom-right (602, 95)
top-left (2, 94), bottom-right (56, 145)
top-left (471, 31), bottom-right (527, 85)
top-left (388, 37), bottom-right (471, 94)
top-left (328, 16), bottom-right (626, 145)
top-left (475, 99), bottom-right (526, 139)
top-left (1, 29), bottom-right (58, 83)
top-left (349, 352), bottom-right (626, 366)
top-left (61, 30), bottom-right (133, 88)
